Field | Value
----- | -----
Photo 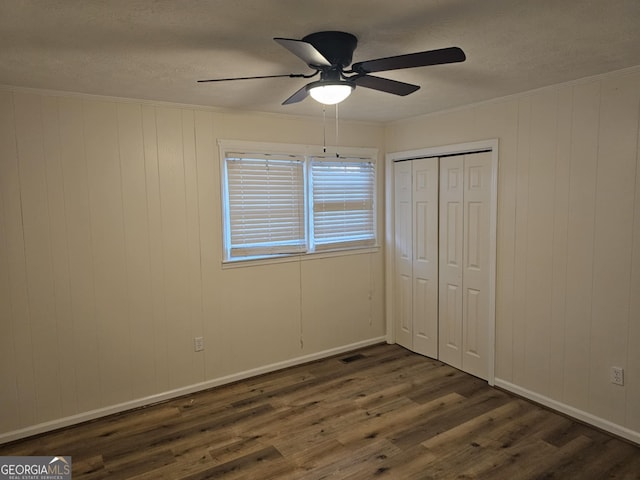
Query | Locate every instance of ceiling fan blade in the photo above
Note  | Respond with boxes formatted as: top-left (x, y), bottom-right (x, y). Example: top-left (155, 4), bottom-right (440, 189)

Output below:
top-left (352, 47), bottom-right (466, 74)
top-left (198, 73), bottom-right (310, 83)
top-left (353, 75), bottom-right (420, 96)
top-left (282, 84), bottom-right (310, 105)
top-left (274, 37), bottom-right (332, 68)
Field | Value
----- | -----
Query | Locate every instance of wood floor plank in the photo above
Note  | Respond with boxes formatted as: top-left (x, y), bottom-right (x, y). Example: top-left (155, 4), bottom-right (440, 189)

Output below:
top-left (71, 455), bottom-right (105, 480)
top-left (1, 343), bottom-right (638, 479)
top-left (285, 437), bottom-right (400, 480)
top-left (420, 399), bottom-right (527, 452)
top-left (389, 388), bottom-right (511, 448)
top-left (337, 392), bottom-right (464, 445)
top-left (340, 443), bottom-right (433, 480)
top-left (102, 448), bottom-right (176, 479)
top-left (274, 438), bottom-right (347, 478)
top-left (182, 445), bottom-right (283, 480)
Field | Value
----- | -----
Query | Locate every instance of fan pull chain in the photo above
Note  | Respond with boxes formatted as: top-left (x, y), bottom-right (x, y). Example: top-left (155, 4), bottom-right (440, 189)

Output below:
top-left (322, 105), bottom-right (327, 153)
top-left (299, 254), bottom-right (304, 350)
top-left (335, 103), bottom-right (340, 158)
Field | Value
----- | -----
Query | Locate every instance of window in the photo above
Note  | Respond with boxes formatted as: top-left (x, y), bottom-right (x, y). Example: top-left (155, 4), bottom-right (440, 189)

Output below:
top-left (225, 153), bottom-right (306, 257)
top-left (221, 142), bottom-right (377, 262)
top-left (310, 158), bottom-right (376, 251)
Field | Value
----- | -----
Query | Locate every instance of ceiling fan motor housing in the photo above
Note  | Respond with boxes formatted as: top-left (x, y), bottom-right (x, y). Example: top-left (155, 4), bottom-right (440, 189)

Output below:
top-left (302, 31), bottom-right (358, 69)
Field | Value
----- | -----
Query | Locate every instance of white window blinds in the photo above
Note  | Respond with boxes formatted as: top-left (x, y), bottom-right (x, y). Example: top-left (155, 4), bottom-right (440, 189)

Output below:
top-left (311, 158), bottom-right (376, 250)
top-left (225, 153), bottom-right (306, 258)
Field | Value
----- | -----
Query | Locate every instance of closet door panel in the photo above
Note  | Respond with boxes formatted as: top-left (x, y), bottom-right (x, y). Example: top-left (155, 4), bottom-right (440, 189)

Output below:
top-left (439, 156), bottom-right (464, 368)
top-left (462, 152), bottom-right (492, 379)
top-left (412, 158), bottom-right (439, 357)
top-left (394, 161), bottom-right (413, 349)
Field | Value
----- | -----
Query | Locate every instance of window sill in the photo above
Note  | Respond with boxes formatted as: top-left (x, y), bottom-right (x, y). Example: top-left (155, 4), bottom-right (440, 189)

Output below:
top-left (221, 245), bottom-right (381, 269)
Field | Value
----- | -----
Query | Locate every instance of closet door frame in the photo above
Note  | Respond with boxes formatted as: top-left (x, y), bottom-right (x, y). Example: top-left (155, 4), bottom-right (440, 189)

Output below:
top-left (385, 139), bottom-right (499, 385)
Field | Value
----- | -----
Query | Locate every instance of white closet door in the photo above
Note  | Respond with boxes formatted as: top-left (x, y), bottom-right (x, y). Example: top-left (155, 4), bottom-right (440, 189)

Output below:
top-left (438, 152), bottom-right (492, 379)
top-left (438, 156), bottom-right (464, 368)
top-left (394, 161), bottom-right (413, 350)
top-left (411, 158), bottom-right (439, 357)
top-left (461, 152), bottom-right (492, 379)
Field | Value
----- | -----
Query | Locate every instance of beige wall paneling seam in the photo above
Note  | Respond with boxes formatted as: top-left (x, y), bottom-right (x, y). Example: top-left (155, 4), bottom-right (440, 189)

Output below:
top-left (141, 104), bottom-right (169, 393)
top-left (181, 109), bottom-right (206, 383)
top-left (512, 96), bottom-right (532, 387)
top-left (155, 107), bottom-right (193, 390)
top-left (117, 102), bottom-right (156, 399)
top-left (84, 100), bottom-right (131, 407)
top-left (489, 100), bottom-right (519, 382)
top-left (523, 91), bottom-right (558, 396)
top-left (194, 110), bottom-right (220, 382)
top-left (41, 95), bottom-right (77, 418)
top-left (58, 97), bottom-right (101, 414)
top-left (0, 91), bottom-right (23, 432)
top-left (548, 87), bottom-right (573, 401)
top-left (562, 80), bottom-right (600, 410)
top-left (13, 92), bottom-right (61, 424)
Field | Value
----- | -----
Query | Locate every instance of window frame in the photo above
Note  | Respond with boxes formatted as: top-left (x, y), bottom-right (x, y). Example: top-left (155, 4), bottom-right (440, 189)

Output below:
top-left (219, 140), bottom-right (378, 264)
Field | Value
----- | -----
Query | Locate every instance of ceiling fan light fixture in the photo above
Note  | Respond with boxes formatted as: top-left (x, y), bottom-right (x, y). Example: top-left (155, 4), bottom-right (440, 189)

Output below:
top-left (308, 81), bottom-right (354, 105)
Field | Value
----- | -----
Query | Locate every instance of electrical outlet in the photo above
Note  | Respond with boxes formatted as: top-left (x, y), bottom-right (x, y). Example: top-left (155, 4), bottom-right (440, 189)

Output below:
top-left (194, 336), bottom-right (204, 352)
top-left (610, 366), bottom-right (624, 386)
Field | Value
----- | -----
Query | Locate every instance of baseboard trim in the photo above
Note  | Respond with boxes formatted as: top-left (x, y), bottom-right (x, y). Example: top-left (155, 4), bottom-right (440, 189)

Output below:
top-left (494, 378), bottom-right (640, 445)
top-left (0, 337), bottom-right (386, 444)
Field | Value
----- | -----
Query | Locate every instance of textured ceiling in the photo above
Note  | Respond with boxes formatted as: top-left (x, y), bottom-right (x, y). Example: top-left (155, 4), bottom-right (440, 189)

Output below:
top-left (1, 0), bottom-right (639, 122)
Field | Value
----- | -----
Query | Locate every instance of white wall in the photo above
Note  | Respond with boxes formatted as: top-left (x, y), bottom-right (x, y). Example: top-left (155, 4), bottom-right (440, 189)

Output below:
top-left (0, 90), bottom-right (385, 440)
top-left (386, 66), bottom-right (640, 440)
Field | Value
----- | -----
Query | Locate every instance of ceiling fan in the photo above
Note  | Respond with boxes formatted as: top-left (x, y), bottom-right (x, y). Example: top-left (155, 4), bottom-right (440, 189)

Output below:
top-left (198, 31), bottom-right (466, 105)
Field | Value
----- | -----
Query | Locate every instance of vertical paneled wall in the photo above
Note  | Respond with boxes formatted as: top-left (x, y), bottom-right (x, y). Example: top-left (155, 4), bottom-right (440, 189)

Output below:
top-left (0, 90), bottom-right (385, 438)
top-left (386, 67), bottom-right (640, 436)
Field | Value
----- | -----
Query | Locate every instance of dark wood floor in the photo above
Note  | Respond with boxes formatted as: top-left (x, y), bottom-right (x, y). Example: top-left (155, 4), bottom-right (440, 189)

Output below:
top-left (2, 343), bottom-right (639, 479)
